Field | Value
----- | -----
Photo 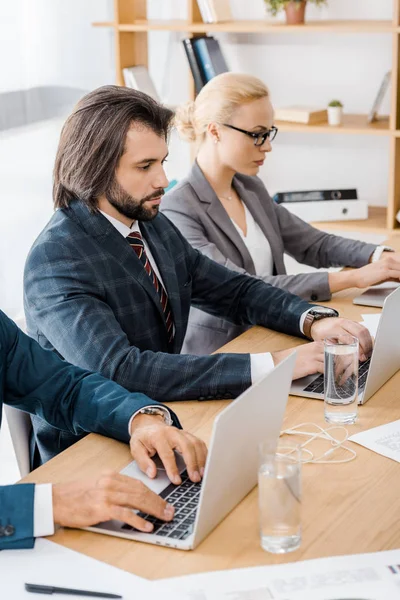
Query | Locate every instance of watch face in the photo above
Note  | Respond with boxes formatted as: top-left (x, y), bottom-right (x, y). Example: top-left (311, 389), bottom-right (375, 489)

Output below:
top-left (310, 307), bottom-right (338, 317)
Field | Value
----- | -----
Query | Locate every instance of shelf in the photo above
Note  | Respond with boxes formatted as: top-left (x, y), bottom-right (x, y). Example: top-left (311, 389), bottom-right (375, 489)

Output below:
top-left (311, 207), bottom-right (390, 233)
top-left (275, 115), bottom-right (391, 136)
top-left (93, 19), bottom-right (398, 34)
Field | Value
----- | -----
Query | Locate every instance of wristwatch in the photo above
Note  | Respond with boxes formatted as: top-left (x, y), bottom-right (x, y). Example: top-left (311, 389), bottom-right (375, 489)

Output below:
top-left (369, 245), bottom-right (394, 263)
top-left (137, 406), bottom-right (173, 426)
top-left (303, 306), bottom-right (339, 340)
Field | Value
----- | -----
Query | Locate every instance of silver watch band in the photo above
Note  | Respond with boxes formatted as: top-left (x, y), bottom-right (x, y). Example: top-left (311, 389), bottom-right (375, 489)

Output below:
top-left (138, 406), bottom-right (173, 426)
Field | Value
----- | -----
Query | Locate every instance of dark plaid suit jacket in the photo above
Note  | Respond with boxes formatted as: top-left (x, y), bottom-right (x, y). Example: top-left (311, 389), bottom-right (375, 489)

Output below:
top-left (24, 200), bottom-right (312, 463)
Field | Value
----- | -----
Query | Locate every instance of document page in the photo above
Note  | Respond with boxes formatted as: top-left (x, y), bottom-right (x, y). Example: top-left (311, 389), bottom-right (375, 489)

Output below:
top-left (163, 549), bottom-right (400, 600)
top-left (349, 419), bottom-right (400, 463)
top-left (0, 538), bottom-right (180, 599)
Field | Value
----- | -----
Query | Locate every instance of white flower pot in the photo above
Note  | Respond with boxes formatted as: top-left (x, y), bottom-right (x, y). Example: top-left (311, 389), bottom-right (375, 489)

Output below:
top-left (327, 106), bottom-right (343, 126)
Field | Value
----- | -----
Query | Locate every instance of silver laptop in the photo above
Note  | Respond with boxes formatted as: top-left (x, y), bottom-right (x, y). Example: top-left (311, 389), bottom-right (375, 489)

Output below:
top-left (86, 353), bottom-right (296, 550)
top-left (353, 282), bottom-right (400, 308)
top-left (291, 285), bottom-right (400, 404)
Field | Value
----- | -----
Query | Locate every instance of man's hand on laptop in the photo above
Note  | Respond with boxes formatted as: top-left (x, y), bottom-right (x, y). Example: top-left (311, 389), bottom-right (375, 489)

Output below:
top-left (272, 342), bottom-right (324, 380)
top-left (52, 473), bottom-right (175, 531)
top-left (310, 318), bottom-right (373, 362)
top-left (129, 413), bottom-right (208, 486)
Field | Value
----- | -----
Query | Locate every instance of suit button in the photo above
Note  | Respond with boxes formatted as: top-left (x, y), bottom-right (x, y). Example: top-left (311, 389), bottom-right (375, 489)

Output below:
top-left (311, 294), bottom-right (318, 301)
top-left (4, 524), bottom-right (15, 537)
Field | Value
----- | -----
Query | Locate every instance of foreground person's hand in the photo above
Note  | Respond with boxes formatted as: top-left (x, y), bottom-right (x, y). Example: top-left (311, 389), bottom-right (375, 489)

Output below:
top-left (52, 473), bottom-right (175, 531)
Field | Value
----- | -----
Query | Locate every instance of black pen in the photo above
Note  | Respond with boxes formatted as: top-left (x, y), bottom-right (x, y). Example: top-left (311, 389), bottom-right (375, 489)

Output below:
top-left (25, 583), bottom-right (122, 598)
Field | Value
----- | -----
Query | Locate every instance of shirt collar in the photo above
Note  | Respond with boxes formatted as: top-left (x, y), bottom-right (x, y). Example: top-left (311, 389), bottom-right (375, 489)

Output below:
top-left (99, 210), bottom-right (139, 238)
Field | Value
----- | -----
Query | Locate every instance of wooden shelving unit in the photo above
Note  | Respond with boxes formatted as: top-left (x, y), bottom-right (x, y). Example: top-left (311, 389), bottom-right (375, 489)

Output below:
top-left (93, 19), bottom-right (399, 34)
top-left (94, 0), bottom-right (400, 230)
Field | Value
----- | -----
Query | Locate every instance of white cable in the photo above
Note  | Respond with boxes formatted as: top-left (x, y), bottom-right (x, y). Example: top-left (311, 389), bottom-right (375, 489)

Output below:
top-left (280, 422), bottom-right (357, 464)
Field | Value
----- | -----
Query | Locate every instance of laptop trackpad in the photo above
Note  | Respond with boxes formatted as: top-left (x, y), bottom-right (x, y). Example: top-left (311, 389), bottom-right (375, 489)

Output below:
top-left (120, 452), bottom-right (187, 495)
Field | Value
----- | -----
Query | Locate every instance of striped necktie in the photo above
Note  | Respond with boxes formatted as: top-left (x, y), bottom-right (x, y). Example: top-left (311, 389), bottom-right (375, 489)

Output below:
top-left (127, 231), bottom-right (174, 344)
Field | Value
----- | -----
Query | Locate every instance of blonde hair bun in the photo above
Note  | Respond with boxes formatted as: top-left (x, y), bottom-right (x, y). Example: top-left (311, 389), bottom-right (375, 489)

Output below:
top-left (174, 101), bottom-right (197, 142)
top-left (174, 73), bottom-right (269, 144)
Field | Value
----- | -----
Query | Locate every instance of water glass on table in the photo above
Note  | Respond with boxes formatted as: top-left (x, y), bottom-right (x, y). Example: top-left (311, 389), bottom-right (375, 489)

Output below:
top-left (324, 335), bottom-right (359, 425)
top-left (258, 440), bottom-right (301, 554)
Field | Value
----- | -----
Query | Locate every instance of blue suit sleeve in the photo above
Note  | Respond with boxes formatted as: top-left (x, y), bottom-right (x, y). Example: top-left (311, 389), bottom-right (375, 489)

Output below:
top-left (0, 484), bottom-right (35, 550)
top-left (1, 311), bottom-right (180, 441)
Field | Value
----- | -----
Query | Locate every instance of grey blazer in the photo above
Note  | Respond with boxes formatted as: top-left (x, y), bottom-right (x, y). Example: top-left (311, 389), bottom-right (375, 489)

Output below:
top-left (161, 161), bottom-right (377, 355)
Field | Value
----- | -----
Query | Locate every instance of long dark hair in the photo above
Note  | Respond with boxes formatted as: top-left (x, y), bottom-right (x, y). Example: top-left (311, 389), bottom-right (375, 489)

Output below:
top-left (53, 85), bottom-right (174, 211)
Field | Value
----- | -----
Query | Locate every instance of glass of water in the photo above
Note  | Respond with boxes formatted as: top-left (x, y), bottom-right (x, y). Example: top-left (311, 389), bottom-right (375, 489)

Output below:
top-left (258, 440), bottom-right (301, 554)
top-left (324, 335), bottom-right (359, 425)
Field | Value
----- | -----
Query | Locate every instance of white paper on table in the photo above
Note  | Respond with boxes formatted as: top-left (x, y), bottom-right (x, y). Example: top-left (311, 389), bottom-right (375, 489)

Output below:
top-left (349, 419), bottom-right (400, 463)
top-left (0, 538), bottom-right (181, 599)
top-left (361, 313), bottom-right (381, 338)
top-left (162, 548), bottom-right (400, 599)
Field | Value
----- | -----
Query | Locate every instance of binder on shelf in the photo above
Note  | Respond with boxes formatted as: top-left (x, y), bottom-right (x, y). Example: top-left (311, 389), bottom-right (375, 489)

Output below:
top-left (367, 71), bottom-right (391, 124)
top-left (273, 189), bottom-right (358, 204)
top-left (280, 200), bottom-right (368, 223)
top-left (274, 106), bottom-right (328, 125)
top-left (197, 0), bottom-right (214, 22)
top-left (196, 0), bottom-right (232, 23)
top-left (192, 36), bottom-right (229, 84)
top-left (182, 39), bottom-right (204, 95)
top-left (122, 65), bottom-right (175, 110)
top-left (122, 66), bottom-right (159, 100)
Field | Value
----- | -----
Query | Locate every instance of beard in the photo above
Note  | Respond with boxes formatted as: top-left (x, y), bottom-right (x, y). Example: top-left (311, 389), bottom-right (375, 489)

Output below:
top-left (105, 177), bottom-right (164, 222)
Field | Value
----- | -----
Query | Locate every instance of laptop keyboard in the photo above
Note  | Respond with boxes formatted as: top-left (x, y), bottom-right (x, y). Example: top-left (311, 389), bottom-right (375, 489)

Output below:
top-left (121, 470), bottom-right (202, 541)
top-left (303, 357), bottom-right (371, 395)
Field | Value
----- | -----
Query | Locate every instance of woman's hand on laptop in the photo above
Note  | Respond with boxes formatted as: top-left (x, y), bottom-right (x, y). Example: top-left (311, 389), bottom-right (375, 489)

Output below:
top-left (272, 342), bottom-right (324, 380)
top-left (52, 473), bottom-right (175, 531)
top-left (129, 413), bottom-right (207, 486)
top-left (353, 252), bottom-right (400, 289)
top-left (310, 318), bottom-right (373, 361)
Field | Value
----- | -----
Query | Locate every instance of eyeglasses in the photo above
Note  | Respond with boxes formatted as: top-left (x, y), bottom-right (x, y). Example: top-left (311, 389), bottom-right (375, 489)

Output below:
top-left (222, 124), bottom-right (278, 146)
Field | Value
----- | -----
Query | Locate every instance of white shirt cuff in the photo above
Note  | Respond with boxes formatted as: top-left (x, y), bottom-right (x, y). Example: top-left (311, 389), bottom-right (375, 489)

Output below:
top-left (34, 483), bottom-right (55, 538)
top-left (128, 405), bottom-right (172, 434)
top-left (250, 352), bottom-right (275, 384)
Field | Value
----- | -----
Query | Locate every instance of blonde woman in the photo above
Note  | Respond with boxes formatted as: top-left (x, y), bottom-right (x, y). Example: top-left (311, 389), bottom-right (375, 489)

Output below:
top-left (162, 73), bottom-right (400, 355)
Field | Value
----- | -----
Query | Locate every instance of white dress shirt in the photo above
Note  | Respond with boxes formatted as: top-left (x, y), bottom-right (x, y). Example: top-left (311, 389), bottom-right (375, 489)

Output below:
top-left (231, 204), bottom-right (274, 277)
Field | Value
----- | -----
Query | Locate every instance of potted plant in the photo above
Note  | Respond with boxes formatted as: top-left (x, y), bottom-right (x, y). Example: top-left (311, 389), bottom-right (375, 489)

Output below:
top-left (327, 100), bottom-right (344, 126)
top-left (263, 0), bottom-right (327, 25)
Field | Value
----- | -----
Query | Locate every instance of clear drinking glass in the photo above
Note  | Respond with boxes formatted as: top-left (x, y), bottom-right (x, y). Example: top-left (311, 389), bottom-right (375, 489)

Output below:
top-left (324, 335), bottom-right (359, 425)
top-left (258, 440), bottom-right (301, 554)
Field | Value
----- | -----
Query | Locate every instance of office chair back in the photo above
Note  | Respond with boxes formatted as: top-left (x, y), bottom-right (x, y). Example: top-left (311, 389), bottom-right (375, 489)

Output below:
top-left (4, 405), bottom-right (32, 478)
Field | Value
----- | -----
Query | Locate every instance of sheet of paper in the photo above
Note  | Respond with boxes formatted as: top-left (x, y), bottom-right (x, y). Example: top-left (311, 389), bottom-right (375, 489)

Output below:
top-left (349, 419), bottom-right (400, 463)
top-left (0, 538), bottom-right (179, 599)
top-left (361, 313), bottom-right (381, 337)
top-left (163, 549), bottom-right (400, 599)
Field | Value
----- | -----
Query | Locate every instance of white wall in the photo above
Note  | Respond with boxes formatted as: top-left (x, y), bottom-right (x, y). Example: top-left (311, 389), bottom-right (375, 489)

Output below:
top-left (0, 0), bottom-right (395, 319)
top-left (147, 0), bottom-right (394, 206)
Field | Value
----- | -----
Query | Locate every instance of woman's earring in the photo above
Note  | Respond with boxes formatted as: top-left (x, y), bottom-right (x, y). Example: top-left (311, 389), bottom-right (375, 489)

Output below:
top-left (214, 137), bottom-right (219, 144)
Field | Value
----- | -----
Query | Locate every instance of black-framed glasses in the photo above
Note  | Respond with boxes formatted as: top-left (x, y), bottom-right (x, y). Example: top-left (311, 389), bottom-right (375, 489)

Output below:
top-left (222, 123), bottom-right (278, 146)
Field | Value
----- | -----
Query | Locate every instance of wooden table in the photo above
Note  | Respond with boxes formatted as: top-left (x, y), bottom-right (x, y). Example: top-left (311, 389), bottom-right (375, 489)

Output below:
top-left (22, 234), bottom-right (400, 580)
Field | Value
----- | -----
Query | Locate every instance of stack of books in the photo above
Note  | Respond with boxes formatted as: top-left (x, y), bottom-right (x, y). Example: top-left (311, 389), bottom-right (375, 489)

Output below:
top-left (182, 36), bottom-right (229, 94)
top-left (197, 0), bottom-right (232, 23)
top-left (274, 106), bottom-right (328, 125)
